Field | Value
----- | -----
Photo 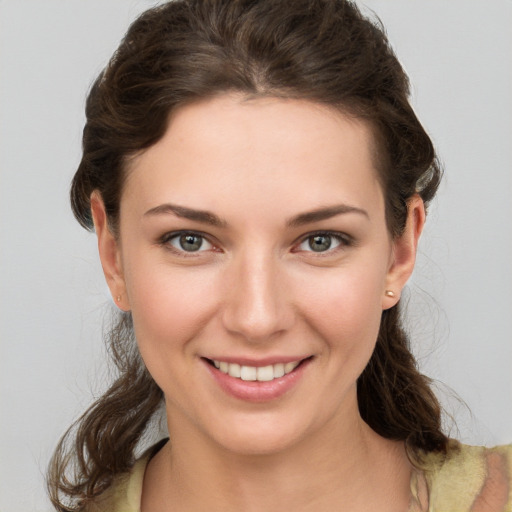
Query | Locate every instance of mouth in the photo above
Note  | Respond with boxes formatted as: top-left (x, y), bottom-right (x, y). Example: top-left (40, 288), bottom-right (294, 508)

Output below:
top-left (203, 356), bottom-right (313, 402)
top-left (204, 357), bottom-right (311, 382)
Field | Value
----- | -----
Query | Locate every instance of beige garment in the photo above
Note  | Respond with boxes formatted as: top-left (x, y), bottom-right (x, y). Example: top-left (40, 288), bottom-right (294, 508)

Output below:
top-left (87, 441), bottom-right (512, 512)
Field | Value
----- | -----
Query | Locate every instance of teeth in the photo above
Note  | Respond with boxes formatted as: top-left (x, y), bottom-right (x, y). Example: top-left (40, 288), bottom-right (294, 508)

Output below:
top-left (273, 363), bottom-right (285, 378)
top-left (228, 363), bottom-right (241, 378)
top-left (212, 360), bottom-right (301, 381)
top-left (284, 362), bottom-right (298, 373)
top-left (240, 366), bottom-right (257, 381)
top-left (257, 365), bottom-right (274, 382)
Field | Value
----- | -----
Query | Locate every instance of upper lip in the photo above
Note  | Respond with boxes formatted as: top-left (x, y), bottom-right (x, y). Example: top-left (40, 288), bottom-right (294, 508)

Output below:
top-left (202, 355), bottom-right (312, 367)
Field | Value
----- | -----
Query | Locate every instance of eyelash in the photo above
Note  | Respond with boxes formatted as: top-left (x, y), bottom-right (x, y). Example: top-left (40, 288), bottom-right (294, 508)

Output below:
top-left (158, 230), bottom-right (354, 256)
top-left (293, 231), bottom-right (354, 255)
top-left (159, 231), bottom-right (218, 256)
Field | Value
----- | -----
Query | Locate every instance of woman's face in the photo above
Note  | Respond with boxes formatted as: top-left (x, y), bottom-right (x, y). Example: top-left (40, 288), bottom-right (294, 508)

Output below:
top-left (93, 94), bottom-right (421, 455)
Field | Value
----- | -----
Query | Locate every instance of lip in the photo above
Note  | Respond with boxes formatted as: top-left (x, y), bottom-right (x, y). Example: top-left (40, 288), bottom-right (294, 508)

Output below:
top-left (203, 355), bottom-right (310, 367)
top-left (202, 356), bottom-right (312, 403)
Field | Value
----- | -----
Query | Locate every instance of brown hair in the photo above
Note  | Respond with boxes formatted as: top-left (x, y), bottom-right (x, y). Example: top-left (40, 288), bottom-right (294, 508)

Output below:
top-left (49, 0), bottom-right (447, 509)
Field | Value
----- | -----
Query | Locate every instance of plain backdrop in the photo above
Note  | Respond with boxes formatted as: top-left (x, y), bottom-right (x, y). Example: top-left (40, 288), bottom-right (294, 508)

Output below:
top-left (1, 1), bottom-right (511, 510)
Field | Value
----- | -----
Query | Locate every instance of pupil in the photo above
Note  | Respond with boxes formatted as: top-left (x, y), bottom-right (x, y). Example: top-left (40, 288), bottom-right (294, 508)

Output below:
top-left (180, 234), bottom-right (202, 251)
top-left (309, 235), bottom-right (331, 252)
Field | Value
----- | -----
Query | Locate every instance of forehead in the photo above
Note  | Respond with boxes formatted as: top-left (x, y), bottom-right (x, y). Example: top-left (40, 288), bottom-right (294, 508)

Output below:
top-left (122, 94), bottom-right (384, 218)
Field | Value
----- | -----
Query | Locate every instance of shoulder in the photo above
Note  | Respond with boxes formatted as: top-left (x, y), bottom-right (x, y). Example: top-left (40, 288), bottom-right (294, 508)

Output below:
top-left (84, 439), bottom-right (168, 512)
top-left (84, 449), bottom-right (154, 512)
top-left (415, 440), bottom-right (512, 511)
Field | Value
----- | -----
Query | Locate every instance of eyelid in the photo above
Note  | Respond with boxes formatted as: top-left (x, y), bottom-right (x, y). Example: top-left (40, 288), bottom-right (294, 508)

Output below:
top-left (159, 230), bottom-right (219, 254)
top-left (157, 229), bottom-right (352, 256)
top-left (292, 230), bottom-right (354, 253)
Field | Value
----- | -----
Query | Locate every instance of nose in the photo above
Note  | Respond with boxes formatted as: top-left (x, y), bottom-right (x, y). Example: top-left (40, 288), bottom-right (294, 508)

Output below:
top-left (221, 249), bottom-right (294, 343)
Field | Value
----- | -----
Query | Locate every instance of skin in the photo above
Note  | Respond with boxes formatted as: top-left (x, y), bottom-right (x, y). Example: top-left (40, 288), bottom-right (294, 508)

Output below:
top-left (91, 94), bottom-right (425, 511)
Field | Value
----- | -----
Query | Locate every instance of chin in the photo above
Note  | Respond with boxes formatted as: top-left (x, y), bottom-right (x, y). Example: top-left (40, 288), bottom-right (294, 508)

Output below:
top-left (216, 430), bottom-right (302, 457)
top-left (202, 410), bottom-right (318, 457)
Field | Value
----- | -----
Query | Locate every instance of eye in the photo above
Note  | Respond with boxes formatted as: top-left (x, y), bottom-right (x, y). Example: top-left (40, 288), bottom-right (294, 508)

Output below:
top-left (164, 232), bottom-right (214, 253)
top-left (296, 232), bottom-right (350, 253)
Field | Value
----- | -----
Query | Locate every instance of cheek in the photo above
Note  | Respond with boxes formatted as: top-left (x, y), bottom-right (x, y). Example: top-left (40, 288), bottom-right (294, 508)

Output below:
top-left (124, 257), bottom-right (220, 360)
top-left (298, 263), bottom-right (385, 359)
top-left (286, 262), bottom-right (386, 421)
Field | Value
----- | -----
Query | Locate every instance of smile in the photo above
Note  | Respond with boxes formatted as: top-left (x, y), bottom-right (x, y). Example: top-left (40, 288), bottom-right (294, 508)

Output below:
top-left (204, 356), bottom-right (312, 402)
top-left (211, 360), bottom-right (301, 382)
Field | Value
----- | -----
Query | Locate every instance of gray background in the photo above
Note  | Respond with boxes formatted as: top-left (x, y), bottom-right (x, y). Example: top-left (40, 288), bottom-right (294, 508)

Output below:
top-left (1, 1), bottom-right (511, 510)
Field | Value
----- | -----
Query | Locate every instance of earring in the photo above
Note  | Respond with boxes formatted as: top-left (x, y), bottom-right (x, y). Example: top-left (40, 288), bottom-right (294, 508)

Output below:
top-left (116, 295), bottom-right (121, 302)
top-left (385, 290), bottom-right (395, 298)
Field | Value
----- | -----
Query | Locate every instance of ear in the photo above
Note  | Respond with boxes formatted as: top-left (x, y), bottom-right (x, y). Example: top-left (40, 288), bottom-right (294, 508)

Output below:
top-left (382, 194), bottom-right (425, 310)
top-left (90, 191), bottom-right (130, 311)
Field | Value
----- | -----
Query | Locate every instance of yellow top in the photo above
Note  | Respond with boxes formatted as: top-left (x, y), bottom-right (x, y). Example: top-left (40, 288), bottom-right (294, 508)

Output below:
top-left (87, 441), bottom-right (512, 512)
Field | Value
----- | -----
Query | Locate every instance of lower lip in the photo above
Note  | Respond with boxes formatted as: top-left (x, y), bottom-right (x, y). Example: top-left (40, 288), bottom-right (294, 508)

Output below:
top-left (204, 358), bottom-right (311, 403)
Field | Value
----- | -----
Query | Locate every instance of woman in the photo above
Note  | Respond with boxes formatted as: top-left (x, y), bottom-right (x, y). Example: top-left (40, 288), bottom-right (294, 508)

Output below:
top-left (48, 0), bottom-right (511, 510)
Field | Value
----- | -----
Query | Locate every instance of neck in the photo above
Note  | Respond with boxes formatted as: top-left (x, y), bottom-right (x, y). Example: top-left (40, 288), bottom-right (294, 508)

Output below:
top-left (142, 396), bottom-right (412, 512)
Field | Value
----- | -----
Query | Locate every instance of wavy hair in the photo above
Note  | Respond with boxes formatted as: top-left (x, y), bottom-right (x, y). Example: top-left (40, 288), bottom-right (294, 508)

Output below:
top-left (48, 1), bottom-right (447, 509)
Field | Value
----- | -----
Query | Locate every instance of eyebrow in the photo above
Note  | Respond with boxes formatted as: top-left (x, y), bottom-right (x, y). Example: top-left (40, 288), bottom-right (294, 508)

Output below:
top-left (286, 204), bottom-right (369, 227)
top-left (143, 202), bottom-right (368, 228)
top-left (144, 203), bottom-right (227, 227)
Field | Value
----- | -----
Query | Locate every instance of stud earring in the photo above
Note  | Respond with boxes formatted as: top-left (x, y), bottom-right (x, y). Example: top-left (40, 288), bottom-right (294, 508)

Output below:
top-left (385, 290), bottom-right (395, 298)
top-left (116, 295), bottom-right (121, 302)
